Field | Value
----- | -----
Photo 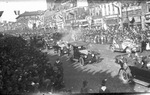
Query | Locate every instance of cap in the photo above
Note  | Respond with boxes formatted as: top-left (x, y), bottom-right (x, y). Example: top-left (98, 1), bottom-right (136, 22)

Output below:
top-left (101, 79), bottom-right (107, 86)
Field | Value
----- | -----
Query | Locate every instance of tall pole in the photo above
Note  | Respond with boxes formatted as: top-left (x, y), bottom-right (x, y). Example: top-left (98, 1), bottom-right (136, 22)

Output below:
top-left (112, 2), bottom-right (123, 31)
top-left (119, 2), bottom-right (123, 31)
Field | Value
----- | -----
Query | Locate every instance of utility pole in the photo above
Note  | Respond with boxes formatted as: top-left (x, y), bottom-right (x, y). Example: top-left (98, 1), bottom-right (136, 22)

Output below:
top-left (112, 2), bottom-right (123, 31)
top-left (141, 2), bottom-right (147, 31)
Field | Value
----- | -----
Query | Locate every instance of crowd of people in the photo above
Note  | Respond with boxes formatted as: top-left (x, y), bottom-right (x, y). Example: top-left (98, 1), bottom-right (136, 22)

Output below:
top-left (1, 23), bottom-right (150, 94)
top-left (0, 33), bottom-right (65, 94)
top-left (75, 25), bottom-right (150, 47)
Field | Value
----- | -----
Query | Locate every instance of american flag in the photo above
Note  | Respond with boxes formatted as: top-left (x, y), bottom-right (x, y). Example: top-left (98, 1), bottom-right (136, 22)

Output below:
top-left (14, 10), bottom-right (20, 15)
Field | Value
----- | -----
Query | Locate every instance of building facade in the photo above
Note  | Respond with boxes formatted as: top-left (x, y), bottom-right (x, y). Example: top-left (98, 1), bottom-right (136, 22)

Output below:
top-left (16, 11), bottom-right (44, 29)
top-left (145, 1), bottom-right (150, 26)
top-left (45, 0), bottom-right (149, 30)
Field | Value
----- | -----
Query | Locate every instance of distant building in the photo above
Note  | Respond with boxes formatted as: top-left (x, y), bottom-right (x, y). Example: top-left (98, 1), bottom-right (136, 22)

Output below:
top-left (145, 1), bottom-right (150, 25)
top-left (44, 10), bottom-right (56, 28)
top-left (101, 2), bottom-right (121, 27)
top-left (121, 1), bottom-right (142, 28)
top-left (44, 0), bottom-right (149, 30)
top-left (16, 11), bottom-right (45, 29)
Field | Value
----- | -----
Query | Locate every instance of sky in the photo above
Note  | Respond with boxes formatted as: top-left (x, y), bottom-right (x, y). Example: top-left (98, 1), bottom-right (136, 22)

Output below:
top-left (0, 0), bottom-right (47, 22)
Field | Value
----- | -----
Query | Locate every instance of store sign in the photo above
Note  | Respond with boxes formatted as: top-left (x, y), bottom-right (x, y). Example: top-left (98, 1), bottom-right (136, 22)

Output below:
top-left (122, 9), bottom-right (142, 17)
top-left (122, 6), bottom-right (141, 12)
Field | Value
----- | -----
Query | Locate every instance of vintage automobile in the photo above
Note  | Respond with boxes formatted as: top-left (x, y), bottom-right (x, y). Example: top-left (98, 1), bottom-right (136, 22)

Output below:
top-left (110, 38), bottom-right (140, 53)
top-left (30, 36), bottom-right (45, 49)
top-left (53, 40), bottom-right (70, 56)
top-left (45, 38), bottom-right (56, 50)
top-left (68, 41), bottom-right (101, 66)
top-left (115, 54), bottom-right (150, 87)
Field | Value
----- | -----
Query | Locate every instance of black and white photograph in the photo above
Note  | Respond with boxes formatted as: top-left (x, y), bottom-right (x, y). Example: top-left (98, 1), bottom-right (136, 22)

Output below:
top-left (0, 0), bottom-right (150, 94)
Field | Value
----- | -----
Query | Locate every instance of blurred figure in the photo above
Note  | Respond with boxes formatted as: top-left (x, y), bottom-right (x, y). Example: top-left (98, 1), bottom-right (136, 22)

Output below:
top-left (99, 79), bottom-right (110, 93)
top-left (80, 80), bottom-right (89, 93)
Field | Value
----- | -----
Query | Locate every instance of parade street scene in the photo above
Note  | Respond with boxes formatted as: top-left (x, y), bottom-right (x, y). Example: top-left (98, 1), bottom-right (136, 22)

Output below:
top-left (0, 0), bottom-right (150, 94)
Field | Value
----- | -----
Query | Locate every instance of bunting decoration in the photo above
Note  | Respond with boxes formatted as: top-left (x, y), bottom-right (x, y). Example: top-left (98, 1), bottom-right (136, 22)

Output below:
top-left (121, 2), bottom-right (141, 9)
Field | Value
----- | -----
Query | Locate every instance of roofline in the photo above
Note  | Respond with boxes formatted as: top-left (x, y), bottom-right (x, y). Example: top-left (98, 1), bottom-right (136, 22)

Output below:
top-left (16, 11), bottom-right (45, 19)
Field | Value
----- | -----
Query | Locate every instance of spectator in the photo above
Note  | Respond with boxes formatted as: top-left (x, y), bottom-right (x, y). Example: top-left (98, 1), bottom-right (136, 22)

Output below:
top-left (118, 56), bottom-right (127, 75)
top-left (0, 33), bottom-right (65, 94)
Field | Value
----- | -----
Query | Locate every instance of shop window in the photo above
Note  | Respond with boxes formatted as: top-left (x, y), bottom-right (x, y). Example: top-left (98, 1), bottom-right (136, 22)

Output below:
top-left (104, 5), bottom-right (106, 16)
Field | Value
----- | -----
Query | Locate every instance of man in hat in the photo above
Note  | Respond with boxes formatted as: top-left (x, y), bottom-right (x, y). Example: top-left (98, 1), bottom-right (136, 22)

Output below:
top-left (99, 79), bottom-right (110, 93)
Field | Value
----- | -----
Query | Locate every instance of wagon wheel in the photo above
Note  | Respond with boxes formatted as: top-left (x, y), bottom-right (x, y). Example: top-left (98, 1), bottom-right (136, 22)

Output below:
top-left (79, 57), bottom-right (84, 66)
top-left (120, 70), bottom-right (130, 83)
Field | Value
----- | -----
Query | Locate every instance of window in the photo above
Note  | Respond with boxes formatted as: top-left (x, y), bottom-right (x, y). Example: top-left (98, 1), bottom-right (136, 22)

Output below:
top-left (148, 3), bottom-right (150, 12)
top-left (108, 4), bottom-right (110, 15)
top-left (97, 7), bottom-right (100, 16)
top-left (104, 5), bottom-right (106, 16)
top-left (112, 4), bottom-right (115, 14)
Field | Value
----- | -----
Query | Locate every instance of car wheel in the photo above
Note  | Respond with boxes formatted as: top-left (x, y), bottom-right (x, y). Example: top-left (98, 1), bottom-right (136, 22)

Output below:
top-left (125, 47), bottom-right (131, 53)
top-left (120, 70), bottom-right (130, 83)
top-left (79, 57), bottom-right (84, 66)
top-left (110, 45), bottom-right (115, 52)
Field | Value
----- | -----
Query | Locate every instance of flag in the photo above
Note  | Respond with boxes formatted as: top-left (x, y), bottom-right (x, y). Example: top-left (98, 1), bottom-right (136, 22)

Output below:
top-left (14, 10), bottom-right (20, 15)
top-left (0, 11), bottom-right (4, 17)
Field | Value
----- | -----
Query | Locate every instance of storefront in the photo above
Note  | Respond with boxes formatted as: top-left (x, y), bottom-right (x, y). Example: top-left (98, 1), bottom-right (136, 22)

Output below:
top-left (93, 19), bottom-right (102, 28)
top-left (145, 13), bottom-right (150, 29)
top-left (122, 4), bottom-right (142, 28)
top-left (105, 18), bottom-right (118, 26)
